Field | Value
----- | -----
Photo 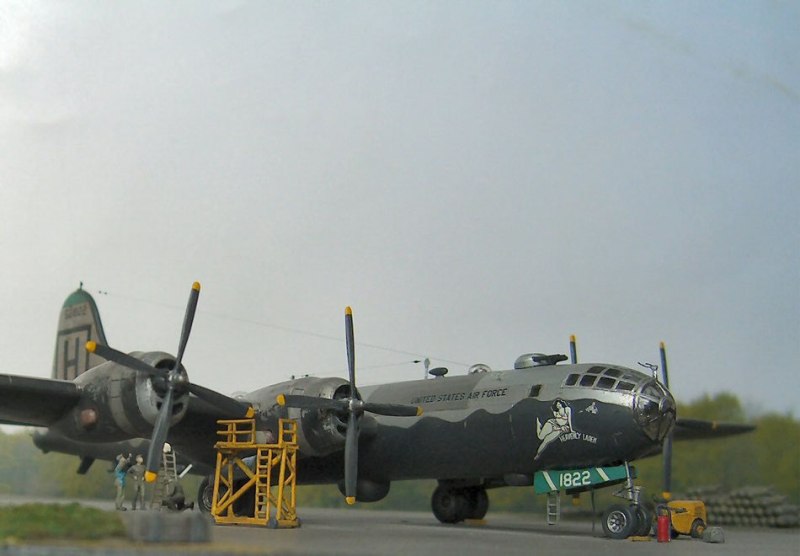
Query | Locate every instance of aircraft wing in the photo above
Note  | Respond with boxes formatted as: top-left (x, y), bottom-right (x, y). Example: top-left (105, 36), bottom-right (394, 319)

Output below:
top-left (0, 373), bottom-right (81, 427)
top-left (672, 417), bottom-right (755, 441)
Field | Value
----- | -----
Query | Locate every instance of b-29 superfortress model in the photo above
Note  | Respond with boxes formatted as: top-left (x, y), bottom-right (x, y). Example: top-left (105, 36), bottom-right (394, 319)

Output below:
top-left (0, 283), bottom-right (753, 536)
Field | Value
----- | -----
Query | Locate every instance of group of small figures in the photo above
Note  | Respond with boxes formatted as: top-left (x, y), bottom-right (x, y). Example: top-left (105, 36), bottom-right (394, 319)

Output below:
top-left (112, 451), bottom-right (193, 512)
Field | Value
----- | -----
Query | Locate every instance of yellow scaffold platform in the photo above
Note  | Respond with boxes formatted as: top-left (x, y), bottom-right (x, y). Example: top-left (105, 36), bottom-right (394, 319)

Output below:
top-left (211, 417), bottom-right (299, 528)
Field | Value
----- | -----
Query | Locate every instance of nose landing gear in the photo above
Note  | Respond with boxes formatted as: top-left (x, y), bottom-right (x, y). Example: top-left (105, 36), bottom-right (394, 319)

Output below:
top-left (601, 461), bottom-right (653, 539)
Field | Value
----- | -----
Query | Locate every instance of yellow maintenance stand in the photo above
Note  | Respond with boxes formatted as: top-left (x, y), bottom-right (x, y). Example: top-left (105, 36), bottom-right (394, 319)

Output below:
top-left (211, 418), bottom-right (300, 528)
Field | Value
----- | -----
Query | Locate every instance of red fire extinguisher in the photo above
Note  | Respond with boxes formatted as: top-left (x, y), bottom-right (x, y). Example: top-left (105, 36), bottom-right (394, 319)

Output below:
top-left (657, 505), bottom-right (671, 543)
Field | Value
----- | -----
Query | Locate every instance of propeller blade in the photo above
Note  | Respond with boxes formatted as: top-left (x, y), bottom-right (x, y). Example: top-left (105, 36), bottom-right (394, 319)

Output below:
top-left (189, 383), bottom-right (253, 418)
top-left (277, 394), bottom-right (349, 413)
top-left (363, 402), bottom-right (423, 417)
top-left (659, 341), bottom-right (672, 498)
top-left (85, 341), bottom-right (167, 379)
top-left (144, 385), bottom-right (175, 481)
top-left (174, 282), bottom-right (201, 368)
top-left (345, 307), bottom-right (359, 400)
top-left (344, 409), bottom-right (359, 505)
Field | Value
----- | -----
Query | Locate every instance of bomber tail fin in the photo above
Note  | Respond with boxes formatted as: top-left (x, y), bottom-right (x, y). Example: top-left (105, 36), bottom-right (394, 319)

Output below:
top-left (52, 286), bottom-right (109, 380)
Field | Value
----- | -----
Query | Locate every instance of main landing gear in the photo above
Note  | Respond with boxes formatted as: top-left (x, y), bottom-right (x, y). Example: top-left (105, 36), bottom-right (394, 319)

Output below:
top-left (601, 462), bottom-right (654, 539)
top-left (431, 482), bottom-right (489, 524)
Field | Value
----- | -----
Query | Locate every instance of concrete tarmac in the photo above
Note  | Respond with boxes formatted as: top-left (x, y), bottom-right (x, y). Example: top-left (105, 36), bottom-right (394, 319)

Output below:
top-left (211, 507), bottom-right (799, 556)
top-left (1, 497), bottom-right (798, 556)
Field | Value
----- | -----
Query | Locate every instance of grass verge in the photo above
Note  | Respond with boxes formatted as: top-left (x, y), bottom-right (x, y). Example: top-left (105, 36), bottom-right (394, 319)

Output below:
top-left (0, 503), bottom-right (126, 541)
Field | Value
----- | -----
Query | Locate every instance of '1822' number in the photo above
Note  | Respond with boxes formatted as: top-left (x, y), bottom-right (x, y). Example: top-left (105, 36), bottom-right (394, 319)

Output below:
top-left (559, 470), bottom-right (591, 488)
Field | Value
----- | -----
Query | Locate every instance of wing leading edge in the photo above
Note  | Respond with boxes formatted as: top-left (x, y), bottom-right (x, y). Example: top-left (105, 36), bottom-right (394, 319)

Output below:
top-left (672, 417), bottom-right (755, 441)
top-left (0, 373), bottom-right (81, 427)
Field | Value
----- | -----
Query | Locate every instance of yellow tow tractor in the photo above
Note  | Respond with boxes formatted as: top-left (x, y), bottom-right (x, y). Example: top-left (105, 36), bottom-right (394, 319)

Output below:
top-left (666, 500), bottom-right (707, 538)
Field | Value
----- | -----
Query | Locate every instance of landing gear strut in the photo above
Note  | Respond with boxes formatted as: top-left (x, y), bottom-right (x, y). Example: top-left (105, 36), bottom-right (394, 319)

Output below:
top-left (601, 462), bottom-right (653, 539)
top-left (431, 483), bottom-right (489, 524)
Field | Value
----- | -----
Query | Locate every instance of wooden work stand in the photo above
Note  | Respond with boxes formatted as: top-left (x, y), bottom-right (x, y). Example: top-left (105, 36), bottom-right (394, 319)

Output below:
top-left (211, 417), bottom-right (299, 528)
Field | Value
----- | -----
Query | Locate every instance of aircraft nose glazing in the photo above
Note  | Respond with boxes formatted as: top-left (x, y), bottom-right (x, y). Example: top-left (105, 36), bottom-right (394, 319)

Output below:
top-left (634, 380), bottom-right (676, 443)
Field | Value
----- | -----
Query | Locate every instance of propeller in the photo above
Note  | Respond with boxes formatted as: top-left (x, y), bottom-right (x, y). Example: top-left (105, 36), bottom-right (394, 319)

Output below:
top-left (86, 282), bottom-right (252, 482)
top-left (277, 306), bottom-right (422, 504)
top-left (659, 341), bottom-right (673, 500)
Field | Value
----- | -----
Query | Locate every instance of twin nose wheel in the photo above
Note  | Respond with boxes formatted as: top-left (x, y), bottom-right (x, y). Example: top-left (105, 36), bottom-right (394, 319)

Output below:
top-left (602, 503), bottom-right (653, 539)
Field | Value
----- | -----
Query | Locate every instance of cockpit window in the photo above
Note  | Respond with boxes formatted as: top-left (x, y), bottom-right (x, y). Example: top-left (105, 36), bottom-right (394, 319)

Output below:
top-left (641, 383), bottom-right (662, 399)
top-left (597, 377), bottom-right (616, 389)
top-left (634, 380), bottom-right (675, 442)
top-left (562, 366), bottom-right (645, 391)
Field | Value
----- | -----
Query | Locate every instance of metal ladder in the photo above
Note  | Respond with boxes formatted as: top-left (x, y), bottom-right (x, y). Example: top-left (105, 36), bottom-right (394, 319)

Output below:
top-left (546, 491), bottom-right (561, 525)
top-left (254, 450), bottom-right (272, 520)
top-left (150, 450), bottom-right (178, 509)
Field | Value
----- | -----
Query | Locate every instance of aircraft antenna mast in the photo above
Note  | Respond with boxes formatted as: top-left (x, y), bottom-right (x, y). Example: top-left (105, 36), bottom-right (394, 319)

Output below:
top-left (414, 358), bottom-right (431, 379)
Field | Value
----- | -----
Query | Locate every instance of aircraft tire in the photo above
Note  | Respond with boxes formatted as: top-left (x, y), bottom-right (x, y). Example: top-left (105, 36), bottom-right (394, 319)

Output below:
top-left (464, 487), bottom-right (489, 520)
top-left (602, 504), bottom-right (637, 539)
top-left (633, 505), bottom-right (653, 536)
top-left (432, 485), bottom-right (467, 524)
top-left (197, 476), bottom-right (214, 514)
top-left (690, 518), bottom-right (706, 539)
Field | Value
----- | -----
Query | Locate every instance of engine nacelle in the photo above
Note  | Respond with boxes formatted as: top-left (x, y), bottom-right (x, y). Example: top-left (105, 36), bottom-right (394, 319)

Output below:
top-left (337, 478), bottom-right (390, 502)
top-left (250, 376), bottom-right (376, 458)
top-left (54, 351), bottom-right (189, 442)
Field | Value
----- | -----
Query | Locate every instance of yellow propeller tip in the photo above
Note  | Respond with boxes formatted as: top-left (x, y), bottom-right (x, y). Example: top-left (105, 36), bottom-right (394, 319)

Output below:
top-left (345, 497), bottom-right (356, 505)
top-left (660, 341), bottom-right (666, 349)
top-left (245, 406), bottom-right (255, 418)
top-left (416, 407), bottom-right (424, 417)
top-left (570, 334), bottom-right (576, 342)
top-left (277, 394), bottom-right (286, 406)
top-left (345, 306), bottom-right (352, 316)
top-left (85, 341), bottom-right (97, 353)
top-left (192, 281), bottom-right (201, 291)
top-left (145, 471), bottom-right (158, 483)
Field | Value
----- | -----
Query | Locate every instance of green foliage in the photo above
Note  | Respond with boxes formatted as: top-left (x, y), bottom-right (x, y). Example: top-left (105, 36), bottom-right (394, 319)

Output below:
top-left (633, 392), bottom-right (799, 504)
top-left (679, 392), bottom-right (747, 422)
top-left (0, 432), bottom-right (40, 495)
top-left (0, 503), bottom-right (125, 540)
top-left (749, 413), bottom-right (800, 502)
top-left (484, 483), bottom-right (545, 513)
top-left (0, 429), bottom-right (117, 499)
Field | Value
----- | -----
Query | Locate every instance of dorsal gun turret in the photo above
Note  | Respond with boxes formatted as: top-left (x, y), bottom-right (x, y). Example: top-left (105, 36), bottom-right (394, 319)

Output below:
top-left (514, 353), bottom-right (568, 369)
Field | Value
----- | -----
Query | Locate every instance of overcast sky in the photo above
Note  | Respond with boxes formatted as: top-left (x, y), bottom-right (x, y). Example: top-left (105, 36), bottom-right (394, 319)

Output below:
top-left (1, 1), bottom-right (797, 418)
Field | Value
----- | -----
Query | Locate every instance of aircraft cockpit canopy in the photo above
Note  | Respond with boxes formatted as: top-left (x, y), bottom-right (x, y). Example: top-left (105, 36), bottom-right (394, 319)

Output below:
top-left (562, 366), bottom-right (641, 392)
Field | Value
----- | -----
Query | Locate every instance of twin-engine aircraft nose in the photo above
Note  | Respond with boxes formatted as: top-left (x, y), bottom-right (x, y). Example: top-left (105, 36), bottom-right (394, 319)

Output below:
top-left (634, 380), bottom-right (676, 442)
